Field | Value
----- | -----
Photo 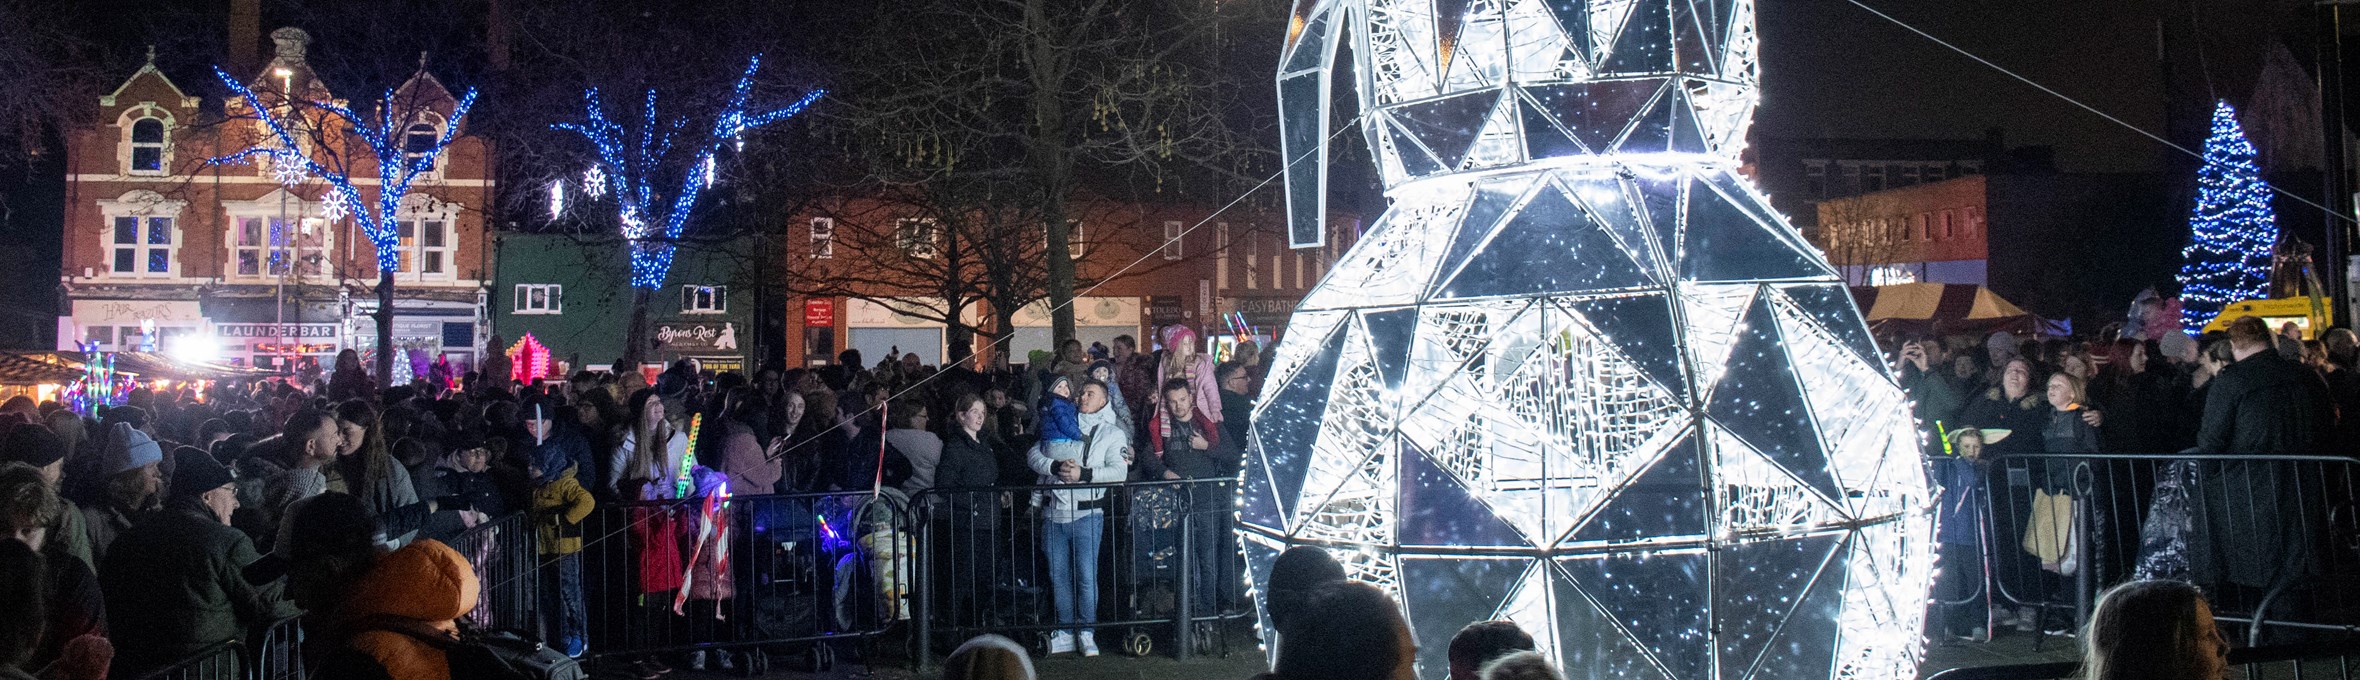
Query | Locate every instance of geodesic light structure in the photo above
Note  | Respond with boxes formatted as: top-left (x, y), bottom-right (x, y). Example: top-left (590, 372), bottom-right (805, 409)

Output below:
top-left (1244, 1), bottom-right (1935, 679)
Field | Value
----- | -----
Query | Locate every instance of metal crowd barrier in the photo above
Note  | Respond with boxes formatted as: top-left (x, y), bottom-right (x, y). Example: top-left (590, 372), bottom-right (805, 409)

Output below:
top-left (132, 512), bottom-right (534, 680)
top-left (909, 478), bottom-right (1250, 666)
top-left (581, 490), bottom-right (913, 661)
top-left (250, 615), bottom-right (304, 680)
top-left (1924, 640), bottom-right (2360, 680)
top-left (448, 510), bottom-right (539, 632)
top-left (1945, 452), bottom-right (2360, 647)
top-left (127, 641), bottom-right (242, 680)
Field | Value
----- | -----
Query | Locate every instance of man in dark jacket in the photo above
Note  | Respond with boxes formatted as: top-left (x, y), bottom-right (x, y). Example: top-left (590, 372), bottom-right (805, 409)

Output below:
top-left (2192, 316), bottom-right (2332, 590)
top-left (1141, 379), bottom-right (1238, 621)
top-left (2198, 316), bottom-right (2333, 454)
top-left (101, 447), bottom-right (297, 676)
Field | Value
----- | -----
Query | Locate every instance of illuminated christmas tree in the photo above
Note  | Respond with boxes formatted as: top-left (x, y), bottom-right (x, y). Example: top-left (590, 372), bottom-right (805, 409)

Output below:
top-left (2177, 101), bottom-right (2278, 334)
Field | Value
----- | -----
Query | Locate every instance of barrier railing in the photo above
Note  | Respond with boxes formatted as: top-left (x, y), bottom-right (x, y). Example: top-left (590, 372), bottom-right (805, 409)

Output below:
top-left (909, 478), bottom-right (1250, 665)
top-left (1948, 452), bottom-right (2360, 647)
top-left (1923, 639), bottom-right (2360, 680)
top-left (127, 641), bottom-right (243, 680)
top-left (581, 489), bottom-right (914, 660)
top-left (448, 510), bottom-right (538, 632)
top-left (249, 615), bottom-right (304, 680)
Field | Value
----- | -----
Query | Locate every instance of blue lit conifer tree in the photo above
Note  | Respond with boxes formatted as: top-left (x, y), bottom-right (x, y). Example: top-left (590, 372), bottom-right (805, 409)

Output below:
top-left (2178, 100), bottom-right (2278, 334)
top-left (553, 55), bottom-right (821, 371)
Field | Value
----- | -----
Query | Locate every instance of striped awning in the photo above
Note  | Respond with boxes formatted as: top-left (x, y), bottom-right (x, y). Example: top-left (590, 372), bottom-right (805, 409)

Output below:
top-left (1848, 283), bottom-right (2030, 321)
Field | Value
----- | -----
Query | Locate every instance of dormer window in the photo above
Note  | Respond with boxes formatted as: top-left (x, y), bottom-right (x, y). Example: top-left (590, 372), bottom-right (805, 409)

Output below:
top-left (128, 118), bottom-right (166, 173)
top-left (404, 123), bottom-right (437, 167)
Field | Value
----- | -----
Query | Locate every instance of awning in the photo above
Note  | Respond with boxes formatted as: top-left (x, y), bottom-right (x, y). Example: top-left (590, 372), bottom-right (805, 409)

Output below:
top-left (1848, 283), bottom-right (2061, 337)
top-left (41, 352), bottom-right (287, 382)
top-left (0, 354), bottom-right (85, 385)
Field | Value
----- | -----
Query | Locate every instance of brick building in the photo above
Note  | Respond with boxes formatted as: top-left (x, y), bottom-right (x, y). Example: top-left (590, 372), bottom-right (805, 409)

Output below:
top-left (778, 198), bottom-right (1361, 369)
top-left (59, 29), bottom-right (494, 372)
top-left (1813, 173), bottom-right (2181, 324)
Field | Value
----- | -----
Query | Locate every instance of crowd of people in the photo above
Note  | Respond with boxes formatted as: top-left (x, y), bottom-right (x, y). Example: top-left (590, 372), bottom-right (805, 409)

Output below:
top-left (0, 310), bottom-right (2334, 680)
top-left (1912, 315), bottom-right (2349, 641)
top-left (0, 322), bottom-right (1282, 679)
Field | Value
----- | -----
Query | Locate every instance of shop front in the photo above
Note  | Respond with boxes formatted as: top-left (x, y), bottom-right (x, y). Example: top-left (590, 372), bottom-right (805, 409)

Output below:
top-left (61, 299), bottom-right (207, 354)
top-left (845, 298), bottom-right (946, 368)
top-left (349, 297), bottom-right (488, 379)
top-left (1006, 296), bottom-right (1142, 359)
top-left (215, 323), bottom-right (342, 372)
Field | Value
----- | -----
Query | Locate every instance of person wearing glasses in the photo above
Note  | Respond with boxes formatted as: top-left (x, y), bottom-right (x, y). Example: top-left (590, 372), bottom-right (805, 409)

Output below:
top-left (1217, 362), bottom-right (1254, 452)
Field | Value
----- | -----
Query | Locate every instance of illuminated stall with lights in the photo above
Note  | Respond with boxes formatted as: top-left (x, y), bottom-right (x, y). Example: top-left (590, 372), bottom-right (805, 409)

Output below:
top-left (1246, 0), bottom-right (1934, 678)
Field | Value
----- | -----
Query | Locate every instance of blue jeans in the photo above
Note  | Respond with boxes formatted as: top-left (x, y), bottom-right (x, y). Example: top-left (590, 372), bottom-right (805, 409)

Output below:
top-left (540, 552), bottom-right (586, 645)
top-left (1043, 513), bottom-right (1103, 633)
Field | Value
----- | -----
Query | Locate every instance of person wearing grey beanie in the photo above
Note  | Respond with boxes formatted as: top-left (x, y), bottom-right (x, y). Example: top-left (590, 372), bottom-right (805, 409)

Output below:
top-left (78, 423), bottom-right (162, 567)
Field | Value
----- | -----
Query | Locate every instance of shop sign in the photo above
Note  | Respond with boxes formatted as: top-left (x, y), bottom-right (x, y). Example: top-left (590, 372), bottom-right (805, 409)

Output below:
top-left (804, 299), bottom-right (835, 327)
top-left (1148, 296), bottom-right (1185, 329)
top-left (216, 323), bottom-right (339, 339)
top-left (1223, 296), bottom-right (1300, 328)
top-left (655, 321), bottom-right (742, 353)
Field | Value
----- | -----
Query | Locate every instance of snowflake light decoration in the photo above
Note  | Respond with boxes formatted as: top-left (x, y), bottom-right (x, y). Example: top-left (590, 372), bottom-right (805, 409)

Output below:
top-left (1248, 2), bottom-right (1936, 679)
top-left (209, 66), bottom-right (478, 276)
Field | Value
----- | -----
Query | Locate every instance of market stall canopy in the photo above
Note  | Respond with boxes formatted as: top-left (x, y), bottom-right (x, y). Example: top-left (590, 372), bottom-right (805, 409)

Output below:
top-left (0, 353), bottom-right (87, 385)
top-left (42, 352), bottom-right (287, 382)
top-left (1847, 283), bottom-right (2063, 338)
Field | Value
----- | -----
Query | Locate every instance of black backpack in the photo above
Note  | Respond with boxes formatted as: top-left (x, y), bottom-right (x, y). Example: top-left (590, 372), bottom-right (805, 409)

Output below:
top-left (365, 618), bottom-right (586, 680)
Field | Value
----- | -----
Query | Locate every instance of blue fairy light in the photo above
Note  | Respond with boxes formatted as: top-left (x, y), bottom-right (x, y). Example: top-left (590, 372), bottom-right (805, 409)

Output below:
top-left (2176, 101), bottom-right (2277, 334)
top-left (553, 54), bottom-right (824, 290)
top-left (208, 66), bottom-right (479, 276)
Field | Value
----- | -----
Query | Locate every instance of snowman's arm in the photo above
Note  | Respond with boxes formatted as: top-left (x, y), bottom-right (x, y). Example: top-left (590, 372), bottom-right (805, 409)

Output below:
top-left (1277, 0), bottom-right (1353, 250)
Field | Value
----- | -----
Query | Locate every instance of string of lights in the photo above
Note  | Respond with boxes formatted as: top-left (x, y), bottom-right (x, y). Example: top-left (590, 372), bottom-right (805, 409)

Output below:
top-left (2177, 101), bottom-right (2279, 333)
top-left (208, 67), bottom-right (480, 274)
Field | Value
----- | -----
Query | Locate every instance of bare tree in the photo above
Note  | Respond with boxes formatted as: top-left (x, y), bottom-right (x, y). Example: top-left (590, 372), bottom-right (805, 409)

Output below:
top-left (1812, 193), bottom-right (1910, 286)
top-left (813, 0), bottom-right (1278, 351)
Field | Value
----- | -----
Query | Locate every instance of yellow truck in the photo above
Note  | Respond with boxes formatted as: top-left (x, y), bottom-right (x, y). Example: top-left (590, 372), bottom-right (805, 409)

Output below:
top-left (2200, 296), bottom-right (2331, 339)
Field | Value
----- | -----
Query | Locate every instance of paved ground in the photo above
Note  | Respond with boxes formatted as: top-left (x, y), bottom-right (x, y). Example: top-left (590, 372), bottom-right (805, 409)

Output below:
top-left (586, 628), bottom-right (2082, 679)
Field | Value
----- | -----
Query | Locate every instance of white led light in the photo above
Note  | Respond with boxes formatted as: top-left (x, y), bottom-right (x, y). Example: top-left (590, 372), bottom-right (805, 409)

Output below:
top-left (1252, 1), bottom-right (1933, 678)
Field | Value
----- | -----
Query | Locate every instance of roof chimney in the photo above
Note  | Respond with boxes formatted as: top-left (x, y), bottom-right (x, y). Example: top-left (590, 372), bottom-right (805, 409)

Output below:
top-left (228, 0), bottom-right (261, 75)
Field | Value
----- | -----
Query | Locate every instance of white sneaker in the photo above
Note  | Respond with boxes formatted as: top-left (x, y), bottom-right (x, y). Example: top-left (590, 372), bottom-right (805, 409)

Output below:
top-left (1047, 631), bottom-right (1076, 656)
top-left (1078, 631), bottom-right (1100, 657)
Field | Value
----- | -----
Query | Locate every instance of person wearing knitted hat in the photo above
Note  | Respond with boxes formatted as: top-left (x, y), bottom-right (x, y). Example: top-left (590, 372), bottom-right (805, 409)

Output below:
top-left (99, 447), bottom-right (295, 676)
top-left (2, 424), bottom-right (93, 571)
top-left (77, 423), bottom-right (161, 567)
top-left (1152, 325), bottom-right (1222, 455)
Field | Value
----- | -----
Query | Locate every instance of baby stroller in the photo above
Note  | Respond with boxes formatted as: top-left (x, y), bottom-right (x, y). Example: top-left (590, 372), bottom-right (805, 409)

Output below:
top-left (1121, 481), bottom-right (1194, 657)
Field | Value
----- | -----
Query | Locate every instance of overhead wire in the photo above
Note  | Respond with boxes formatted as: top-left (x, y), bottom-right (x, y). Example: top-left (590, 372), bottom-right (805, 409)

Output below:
top-left (1841, 0), bottom-right (2357, 225)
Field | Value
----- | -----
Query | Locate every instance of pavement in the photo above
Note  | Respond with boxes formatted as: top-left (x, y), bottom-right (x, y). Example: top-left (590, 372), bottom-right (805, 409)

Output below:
top-left (582, 628), bottom-right (2082, 679)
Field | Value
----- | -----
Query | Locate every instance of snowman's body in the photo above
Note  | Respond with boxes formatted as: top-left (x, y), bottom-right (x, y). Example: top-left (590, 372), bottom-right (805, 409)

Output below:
top-left (1245, 1), bottom-right (1934, 679)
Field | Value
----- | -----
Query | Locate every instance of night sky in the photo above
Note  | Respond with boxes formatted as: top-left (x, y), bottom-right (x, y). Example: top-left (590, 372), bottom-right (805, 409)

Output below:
top-left (0, 0), bottom-right (2331, 348)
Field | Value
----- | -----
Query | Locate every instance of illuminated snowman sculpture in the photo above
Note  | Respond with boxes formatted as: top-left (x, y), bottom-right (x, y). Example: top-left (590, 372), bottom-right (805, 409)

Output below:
top-left (1242, 1), bottom-right (1934, 679)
